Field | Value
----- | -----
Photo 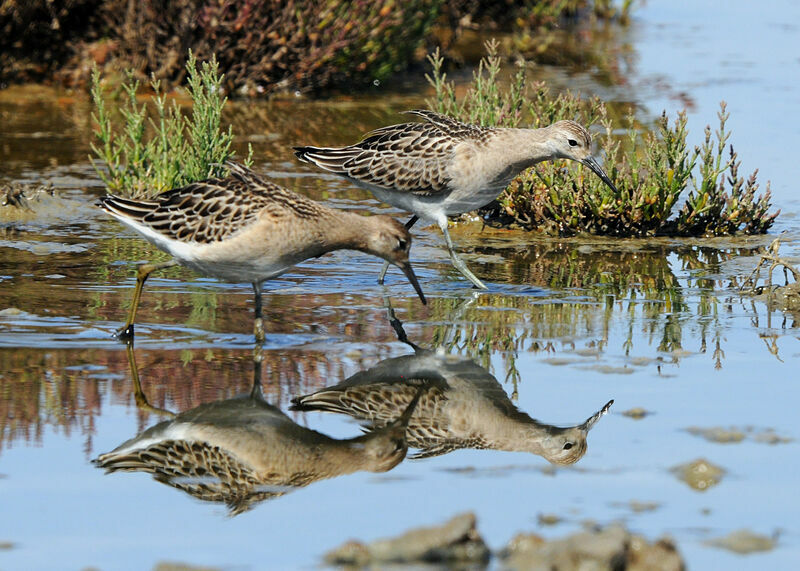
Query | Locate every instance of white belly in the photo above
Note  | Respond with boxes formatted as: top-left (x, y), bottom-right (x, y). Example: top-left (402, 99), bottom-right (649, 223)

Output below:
top-left (117, 216), bottom-right (292, 284)
top-left (358, 181), bottom-right (501, 224)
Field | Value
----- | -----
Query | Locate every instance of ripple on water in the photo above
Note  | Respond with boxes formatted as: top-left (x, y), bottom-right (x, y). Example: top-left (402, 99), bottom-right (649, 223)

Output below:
top-left (0, 239), bottom-right (90, 255)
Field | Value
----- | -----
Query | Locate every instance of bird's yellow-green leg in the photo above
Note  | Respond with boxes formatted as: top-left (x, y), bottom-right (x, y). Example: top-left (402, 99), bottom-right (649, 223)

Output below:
top-left (125, 342), bottom-right (175, 418)
top-left (116, 260), bottom-right (177, 342)
top-left (251, 344), bottom-right (264, 400)
top-left (252, 282), bottom-right (265, 396)
top-left (438, 218), bottom-right (487, 290)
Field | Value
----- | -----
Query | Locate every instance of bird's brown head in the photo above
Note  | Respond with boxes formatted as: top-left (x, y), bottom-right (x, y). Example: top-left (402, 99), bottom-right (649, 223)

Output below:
top-left (360, 425), bottom-right (410, 473)
top-left (539, 399), bottom-right (613, 465)
top-left (540, 428), bottom-right (590, 466)
top-left (366, 216), bottom-right (426, 305)
top-left (358, 383), bottom-right (426, 473)
top-left (548, 120), bottom-right (618, 194)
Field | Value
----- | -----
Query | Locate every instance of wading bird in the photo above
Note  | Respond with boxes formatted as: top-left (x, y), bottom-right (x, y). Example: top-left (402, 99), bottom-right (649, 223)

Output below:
top-left (99, 162), bottom-right (426, 343)
top-left (295, 110), bottom-right (618, 289)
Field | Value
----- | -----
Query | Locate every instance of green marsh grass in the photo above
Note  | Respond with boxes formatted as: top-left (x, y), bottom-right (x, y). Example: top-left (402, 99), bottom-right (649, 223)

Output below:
top-left (90, 52), bottom-right (251, 198)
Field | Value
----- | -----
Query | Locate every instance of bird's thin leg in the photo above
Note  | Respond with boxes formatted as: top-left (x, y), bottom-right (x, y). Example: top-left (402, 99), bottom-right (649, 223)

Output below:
top-left (252, 281), bottom-right (264, 397)
top-left (125, 342), bottom-right (175, 418)
top-left (252, 281), bottom-right (266, 344)
top-left (116, 260), bottom-right (177, 342)
top-left (381, 294), bottom-right (421, 352)
top-left (378, 215), bottom-right (419, 284)
top-left (438, 219), bottom-right (487, 290)
top-left (251, 344), bottom-right (264, 400)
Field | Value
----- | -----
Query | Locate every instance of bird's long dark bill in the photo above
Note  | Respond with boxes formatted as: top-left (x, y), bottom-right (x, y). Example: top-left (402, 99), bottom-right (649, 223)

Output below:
top-left (392, 384), bottom-right (427, 428)
top-left (400, 262), bottom-right (427, 305)
top-left (580, 399), bottom-right (614, 431)
top-left (582, 156), bottom-right (618, 193)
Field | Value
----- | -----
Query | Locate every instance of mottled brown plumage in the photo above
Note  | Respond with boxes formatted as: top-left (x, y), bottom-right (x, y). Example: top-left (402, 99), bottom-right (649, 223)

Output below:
top-left (295, 110), bottom-right (618, 289)
top-left (292, 349), bottom-right (613, 465)
top-left (103, 164), bottom-right (325, 244)
top-left (95, 380), bottom-right (422, 515)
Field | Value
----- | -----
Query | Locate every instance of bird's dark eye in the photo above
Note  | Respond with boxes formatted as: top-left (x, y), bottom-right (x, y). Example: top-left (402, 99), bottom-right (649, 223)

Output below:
top-left (398, 239), bottom-right (408, 250)
top-left (568, 139), bottom-right (578, 147)
top-left (563, 442), bottom-right (573, 450)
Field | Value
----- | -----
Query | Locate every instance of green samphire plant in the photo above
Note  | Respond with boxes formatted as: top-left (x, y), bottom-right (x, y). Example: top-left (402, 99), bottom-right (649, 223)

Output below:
top-left (428, 41), bottom-right (777, 237)
top-left (90, 51), bottom-right (251, 198)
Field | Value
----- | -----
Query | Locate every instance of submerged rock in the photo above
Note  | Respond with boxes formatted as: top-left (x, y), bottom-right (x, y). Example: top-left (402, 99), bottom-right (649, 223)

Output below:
top-left (537, 513), bottom-right (563, 526)
top-left (704, 529), bottom-right (777, 554)
top-left (752, 429), bottom-right (793, 445)
top-left (755, 283), bottom-right (800, 311)
top-left (685, 426), bottom-right (746, 444)
top-left (153, 563), bottom-right (221, 571)
top-left (324, 515), bottom-right (686, 570)
top-left (621, 407), bottom-right (650, 419)
top-left (324, 512), bottom-right (490, 567)
top-left (670, 458), bottom-right (725, 491)
top-left (500, 524), bottom-right (684, 570)
top-left (0, 182), bottom-right (54, 218)
top-left (611, 500), bottom-right (660, 513)
top-left (686, 426), bottom-right (792, 445)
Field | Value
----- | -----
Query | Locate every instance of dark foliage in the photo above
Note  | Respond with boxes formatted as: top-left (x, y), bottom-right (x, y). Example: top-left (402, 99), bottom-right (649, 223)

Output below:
top-left (1, 0), bottom-right (621, 94)
top-left (97, 0), bottom-right (442, 95)
top-left (0, 0), bottom-right (104, 84)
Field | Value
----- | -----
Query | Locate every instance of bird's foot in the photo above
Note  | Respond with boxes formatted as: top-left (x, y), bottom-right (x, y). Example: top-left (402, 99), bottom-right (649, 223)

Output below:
top-left (254, 319), bottom-right (266, 345)
top-left (114, 324), bottom-right (135, 344)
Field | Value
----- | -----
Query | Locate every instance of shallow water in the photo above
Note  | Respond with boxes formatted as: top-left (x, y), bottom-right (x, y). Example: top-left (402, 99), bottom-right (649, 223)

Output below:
top-left (2, 1), bottom-right (800, 569)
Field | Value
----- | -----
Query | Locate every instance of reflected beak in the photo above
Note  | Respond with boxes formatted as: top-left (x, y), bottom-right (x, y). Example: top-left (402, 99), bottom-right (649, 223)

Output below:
top-left (399, 261), bottom-right (427, 305)
top-left (582, 156), bottom-right (618, 193)
top-left (389, 384), bottom-right (427, 429)
top-left (580, 399), bottom-right (614, 431)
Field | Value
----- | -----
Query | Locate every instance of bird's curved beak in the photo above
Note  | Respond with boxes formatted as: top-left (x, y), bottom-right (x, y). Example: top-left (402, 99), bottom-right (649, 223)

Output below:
top-left (399, 261), bottom-right (427, 305)
top-left (579, 399), bottom-right (614, 431)
top-left (582, 156), bottom-right (618, 193)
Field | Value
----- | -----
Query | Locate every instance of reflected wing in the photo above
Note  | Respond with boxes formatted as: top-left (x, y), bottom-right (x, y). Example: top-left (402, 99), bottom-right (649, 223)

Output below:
top-left (409, 442), bottom-right (463, 460)
top-left (292, 379), bottom-right (446, 427)
top-left (95, 439), bottom-right (288, 515)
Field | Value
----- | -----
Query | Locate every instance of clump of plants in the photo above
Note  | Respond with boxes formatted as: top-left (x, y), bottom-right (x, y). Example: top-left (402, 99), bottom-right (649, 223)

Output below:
top-left (3, 0), bottom-right (632, 93)
top-left (441, 0), bottom-right (632, 31)
top-left (428, 42), bottom-right (778, 237)
top-left (99, 0), bottom-right (441, 95)
top-left (90, 52), bottom-right (250, 198)
top-left (741, 237), bottom-right (800, 311)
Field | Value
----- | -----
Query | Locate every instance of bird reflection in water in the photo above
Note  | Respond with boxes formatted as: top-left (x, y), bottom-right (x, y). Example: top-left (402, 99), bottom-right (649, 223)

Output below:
top-left (94, 345), bottom-right (422, 515)
top-left (292, 301), bottom-right (613, 465)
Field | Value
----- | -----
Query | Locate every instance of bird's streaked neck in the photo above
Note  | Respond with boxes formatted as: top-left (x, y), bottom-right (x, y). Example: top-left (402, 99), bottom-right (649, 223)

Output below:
top-left (316, 209), bottom-right (375, 251)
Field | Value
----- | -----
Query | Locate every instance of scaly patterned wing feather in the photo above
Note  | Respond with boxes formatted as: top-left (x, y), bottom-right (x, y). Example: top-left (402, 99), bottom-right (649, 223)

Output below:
top-left (294, 110), bottom-right (493, 196)
top-left (100, 163), bottom-right (323, 244)
top-left (291, 377), bottom-right (447, 426)
top-left (407, 427), bottom-right (490, 459)
top-left (94, 439), bottom-right (287, 514)
top-left (408, 443), bottom-right (462, 460)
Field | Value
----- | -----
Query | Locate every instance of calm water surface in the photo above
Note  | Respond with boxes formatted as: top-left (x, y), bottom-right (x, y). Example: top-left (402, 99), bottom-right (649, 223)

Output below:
top-left (2, 1), bottom-right (800, 569)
